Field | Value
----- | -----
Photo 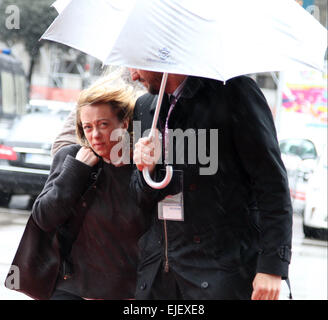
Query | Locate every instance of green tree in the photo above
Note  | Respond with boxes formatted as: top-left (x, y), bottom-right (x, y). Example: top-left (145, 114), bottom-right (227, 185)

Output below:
top-left (0, 0), bottom-right (57, 92)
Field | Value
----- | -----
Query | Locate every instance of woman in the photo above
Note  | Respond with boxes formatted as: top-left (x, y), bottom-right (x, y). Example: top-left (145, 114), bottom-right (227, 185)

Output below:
top-left (30, 78), bottom-right (146, 300)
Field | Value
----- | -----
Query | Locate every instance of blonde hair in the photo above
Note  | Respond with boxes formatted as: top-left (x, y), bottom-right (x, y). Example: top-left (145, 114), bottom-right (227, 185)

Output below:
top-left (76, 73), bottom-right (137, 148)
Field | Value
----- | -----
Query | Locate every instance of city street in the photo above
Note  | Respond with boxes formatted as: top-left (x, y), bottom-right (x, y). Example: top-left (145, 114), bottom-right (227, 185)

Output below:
top-left (0, 0), bottom-right (326, 306)
top-left (0, 195), bottom-right (327, 300)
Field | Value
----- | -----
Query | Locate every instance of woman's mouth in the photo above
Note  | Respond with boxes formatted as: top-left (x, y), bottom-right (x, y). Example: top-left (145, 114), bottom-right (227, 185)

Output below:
top-left (93, 143), bottom-right (105, 148)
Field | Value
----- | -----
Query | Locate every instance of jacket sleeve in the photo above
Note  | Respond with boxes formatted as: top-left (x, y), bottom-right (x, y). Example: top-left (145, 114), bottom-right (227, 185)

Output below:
top-left (32, 145), bottom-right (93, 232)
top-left (129, 95), bottom-right (168, 211)
top-left (229, 76), bottom-right (293, 278)
top-left (130, 167), bottom-right (169, 211)
top-left (51, 109), bottom-right (78, 157)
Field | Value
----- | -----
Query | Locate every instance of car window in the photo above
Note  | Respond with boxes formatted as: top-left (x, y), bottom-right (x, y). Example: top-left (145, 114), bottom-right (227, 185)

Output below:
top-left (299, 140), bottom-right (317, 159)
top-left (28, 100), bottom-right (73, 115)
top-left (6, 113), bottom-right (66, 144)
top-left (280, 139), bottom-right (317, 159)
top-left (280, 139), bottom-right (302, 156)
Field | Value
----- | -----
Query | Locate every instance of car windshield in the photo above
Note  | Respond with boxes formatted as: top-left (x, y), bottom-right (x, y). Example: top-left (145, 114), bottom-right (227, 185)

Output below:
top-left (279, 139), bottom-right (317, 160)
top-left (5, 111), bottom-right (69, 144)
top-left (28, 100), bottom-right (73, 114)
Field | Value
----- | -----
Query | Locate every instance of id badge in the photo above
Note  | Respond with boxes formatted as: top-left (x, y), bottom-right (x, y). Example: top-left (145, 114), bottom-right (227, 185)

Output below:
top-left (158, 170), bottom-right (184, 221)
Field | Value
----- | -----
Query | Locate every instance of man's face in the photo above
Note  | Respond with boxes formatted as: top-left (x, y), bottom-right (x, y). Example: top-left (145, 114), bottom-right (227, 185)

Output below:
top-left (129, 68), bottom-right (163, 94)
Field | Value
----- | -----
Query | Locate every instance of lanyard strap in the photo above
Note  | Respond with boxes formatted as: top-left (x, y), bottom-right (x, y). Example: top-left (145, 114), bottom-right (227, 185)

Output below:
top-left (163, 87), bottom-right (184, 164)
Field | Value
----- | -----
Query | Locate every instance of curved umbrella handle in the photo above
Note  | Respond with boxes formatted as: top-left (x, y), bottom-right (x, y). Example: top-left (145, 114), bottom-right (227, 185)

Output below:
top-left (141, 72), bottom-right (173, 189)
top-left (142, 165), bottom-right (173, 189)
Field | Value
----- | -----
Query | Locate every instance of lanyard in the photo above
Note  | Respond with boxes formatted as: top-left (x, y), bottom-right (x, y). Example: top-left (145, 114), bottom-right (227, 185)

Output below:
top-left (163, 86), bottom-right (184, 164)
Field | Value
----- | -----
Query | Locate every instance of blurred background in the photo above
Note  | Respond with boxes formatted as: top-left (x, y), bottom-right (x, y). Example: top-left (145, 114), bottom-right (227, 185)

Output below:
top-left (0, 0), bottom-right (327, 300)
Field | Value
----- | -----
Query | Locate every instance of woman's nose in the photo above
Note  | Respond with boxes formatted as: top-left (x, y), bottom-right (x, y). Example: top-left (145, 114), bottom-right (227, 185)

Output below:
top-left (92, 128), bottom-right (101, 138)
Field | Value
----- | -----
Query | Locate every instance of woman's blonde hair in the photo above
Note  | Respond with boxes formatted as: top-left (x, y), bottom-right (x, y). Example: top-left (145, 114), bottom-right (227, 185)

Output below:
top-left (76, 72), bottom-right (137, 148)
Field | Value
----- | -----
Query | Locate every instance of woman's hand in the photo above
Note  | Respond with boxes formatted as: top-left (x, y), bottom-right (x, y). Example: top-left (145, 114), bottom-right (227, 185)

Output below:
top-left (75, 147), bottom-right (99, 167)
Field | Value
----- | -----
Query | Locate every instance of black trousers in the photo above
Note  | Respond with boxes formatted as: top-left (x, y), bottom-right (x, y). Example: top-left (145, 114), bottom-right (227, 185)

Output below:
top-left (50, 289), bottom-right (84, 300)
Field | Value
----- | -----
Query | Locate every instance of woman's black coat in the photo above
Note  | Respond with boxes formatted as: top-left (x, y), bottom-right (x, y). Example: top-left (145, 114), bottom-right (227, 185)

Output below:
top-left (28, 144), bottom-right (146, 299)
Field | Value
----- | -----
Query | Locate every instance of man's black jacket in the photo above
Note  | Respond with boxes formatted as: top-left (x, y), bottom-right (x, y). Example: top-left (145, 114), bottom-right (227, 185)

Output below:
top-left (130, 75), bottom-right (293, 299)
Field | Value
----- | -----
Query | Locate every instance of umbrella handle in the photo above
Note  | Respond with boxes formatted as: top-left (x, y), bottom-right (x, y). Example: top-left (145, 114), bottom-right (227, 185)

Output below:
top-left (142, 165), bottom-right (173, 189)
top-left (141, 72), bottom-right (173, 189)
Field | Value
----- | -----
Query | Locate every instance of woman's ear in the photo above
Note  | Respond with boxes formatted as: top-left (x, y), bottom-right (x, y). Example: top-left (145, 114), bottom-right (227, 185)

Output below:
top-left (122, 119), bottom-right (129, 130)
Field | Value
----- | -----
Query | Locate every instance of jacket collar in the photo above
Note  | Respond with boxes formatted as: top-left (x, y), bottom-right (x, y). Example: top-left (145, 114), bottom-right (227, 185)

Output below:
top-left (180, 76), bottom-right (205, 99)
top-left (149, 76), bottom-right (205, 113)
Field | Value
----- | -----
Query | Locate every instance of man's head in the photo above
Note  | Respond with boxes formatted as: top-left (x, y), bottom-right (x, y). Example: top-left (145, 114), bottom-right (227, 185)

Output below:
top-left (129, 68), bottom-right (187, 95)
top-left (129, 69), bottom-right (163, 94)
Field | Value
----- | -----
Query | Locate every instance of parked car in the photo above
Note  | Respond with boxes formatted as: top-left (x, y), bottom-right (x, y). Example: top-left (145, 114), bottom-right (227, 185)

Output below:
top-left (279, 138), bottom-right (319, 214)
top-left (0, 51), bottom-right (28, 143)
top-left (0, 107), bottom-right (70, 207)
top-left (28, 99), bottom-right (74, 114)
top-left (302, 149), bottom-right (328, 240)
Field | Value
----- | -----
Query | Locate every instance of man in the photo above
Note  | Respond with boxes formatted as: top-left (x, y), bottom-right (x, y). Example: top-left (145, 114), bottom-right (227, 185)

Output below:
top-left (129, 69), bottom-right (293, 300)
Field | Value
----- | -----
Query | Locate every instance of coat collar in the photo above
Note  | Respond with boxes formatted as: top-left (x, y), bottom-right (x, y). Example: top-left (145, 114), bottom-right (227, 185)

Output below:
top-left (180, 76), bottom-right (205, 99)
top-left (149, 76), bottom-right (206, 113)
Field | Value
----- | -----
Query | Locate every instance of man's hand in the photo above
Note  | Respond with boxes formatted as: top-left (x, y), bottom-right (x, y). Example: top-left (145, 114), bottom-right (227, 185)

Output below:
top-left (75, 147), bottom-right (99, 167)
top-left (133, 131), bottom-right (162, 174)
top-left (251, 273), bottom-right (281, 300)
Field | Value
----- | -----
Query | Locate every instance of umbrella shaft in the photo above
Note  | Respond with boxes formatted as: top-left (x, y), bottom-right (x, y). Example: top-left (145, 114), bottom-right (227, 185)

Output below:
top-left (149, 72), bottom-right (168, 137)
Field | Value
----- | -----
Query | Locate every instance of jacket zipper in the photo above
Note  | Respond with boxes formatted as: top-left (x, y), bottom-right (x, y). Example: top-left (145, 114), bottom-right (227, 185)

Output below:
top-left (163, 219), bottom-right (169, 272)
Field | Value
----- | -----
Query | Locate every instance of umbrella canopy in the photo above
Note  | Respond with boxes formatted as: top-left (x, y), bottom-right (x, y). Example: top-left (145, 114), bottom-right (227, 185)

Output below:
top-left (42, 0), bottom-right (327, 189)
top-left (44, 0), bottom-right (327, 82)
top-left (51, 0), bottom-right (71, 13)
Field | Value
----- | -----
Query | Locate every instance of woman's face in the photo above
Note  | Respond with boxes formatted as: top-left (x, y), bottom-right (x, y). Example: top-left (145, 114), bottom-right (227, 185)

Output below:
top-left (80, 103), bottom-right (128, 160)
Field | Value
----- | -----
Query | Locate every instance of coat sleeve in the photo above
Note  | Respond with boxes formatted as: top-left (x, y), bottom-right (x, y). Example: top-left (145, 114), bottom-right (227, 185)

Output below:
top-left (51, 109), bottom-right (78, 157)
top-left (228, 76), bottom-right (293, 278)
top-left (130, 167), bottom-right (169, 211)
top-left (129, 95), bottom-right (168, 211)
top-left (32, 145), bottom-right (93, 232)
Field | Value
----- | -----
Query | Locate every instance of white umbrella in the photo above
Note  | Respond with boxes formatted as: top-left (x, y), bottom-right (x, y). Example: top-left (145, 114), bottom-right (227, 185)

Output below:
top-left (43, 0), bottom-right (327, 188)
top-left (51, 0), bottom-right (71, 13)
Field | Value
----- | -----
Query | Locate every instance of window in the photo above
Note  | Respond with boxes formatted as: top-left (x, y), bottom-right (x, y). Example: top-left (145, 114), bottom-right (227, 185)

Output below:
top-left (280, 139), bottom-right (302, 156)
top-left (300, 140), bottom-right (317, 160)
top-left (279, 139), bottom-right (317, 160)
top-left (14, 75), bottom-right (27, 115)
top-left (1, 71), bottom-right (16, 115)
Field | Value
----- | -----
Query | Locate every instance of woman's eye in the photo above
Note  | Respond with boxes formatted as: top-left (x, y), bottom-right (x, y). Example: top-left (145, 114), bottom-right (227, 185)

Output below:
top-left (100, 122), bottom-right (109, 128)
top-left (83, 125), bottom-right (92, 131)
